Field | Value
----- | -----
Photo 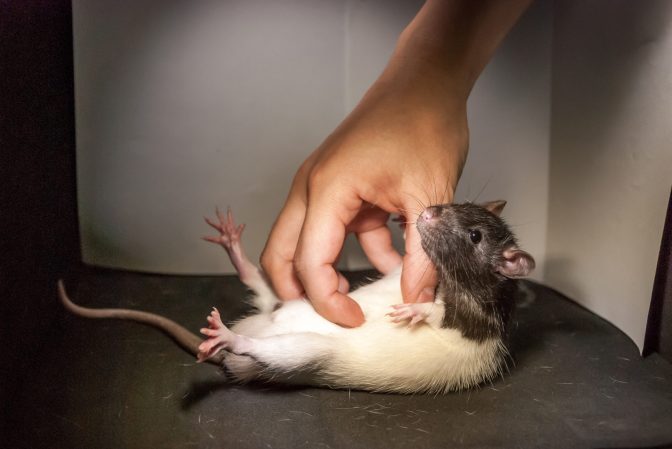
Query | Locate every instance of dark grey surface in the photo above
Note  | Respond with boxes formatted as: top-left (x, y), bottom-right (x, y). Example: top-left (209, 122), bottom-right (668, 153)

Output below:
top-left (6, 268), bottom-right (672, 449)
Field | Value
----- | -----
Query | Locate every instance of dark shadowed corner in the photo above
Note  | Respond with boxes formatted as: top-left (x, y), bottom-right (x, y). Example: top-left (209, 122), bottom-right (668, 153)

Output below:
top-left (644, 188), bottom-right (672, 362)
top-left (0, 0), bottom-right (81, 445)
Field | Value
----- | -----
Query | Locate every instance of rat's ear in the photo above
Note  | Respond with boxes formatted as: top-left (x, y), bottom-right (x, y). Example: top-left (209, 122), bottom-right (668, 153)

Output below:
top-left (481, 200), bottom-right (507, 216)
top-left (497, 246), bottom-right (535, 278)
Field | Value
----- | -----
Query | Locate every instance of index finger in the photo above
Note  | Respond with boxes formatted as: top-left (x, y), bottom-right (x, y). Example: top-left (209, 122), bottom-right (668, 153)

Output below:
top-left (260, 194), bottom-right (307, 300)
top-left (294, 192), bottom-right (365, 327)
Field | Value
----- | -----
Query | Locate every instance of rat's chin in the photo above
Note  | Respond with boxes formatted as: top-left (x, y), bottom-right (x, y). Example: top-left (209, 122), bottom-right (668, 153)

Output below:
top-left (416, 228), bottom-right (442, 265)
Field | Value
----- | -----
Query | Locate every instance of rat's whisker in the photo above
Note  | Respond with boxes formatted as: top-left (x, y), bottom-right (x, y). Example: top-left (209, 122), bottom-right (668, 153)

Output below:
top-left (471, 176), bottom-right (492, 203)
top-left (418, 156), bottom-right (438, 206)
top-left (396, 207), bottom-right (418, 218)
top-left (440, 177), bottom-right (454, 205)
top-left (400, 191), bottom-right (427, 214)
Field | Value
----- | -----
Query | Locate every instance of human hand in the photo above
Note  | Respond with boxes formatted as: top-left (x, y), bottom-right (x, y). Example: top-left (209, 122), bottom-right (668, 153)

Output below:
top-left (259, 0), bottom-right (532, 327)
top-left (261, 80), bottom-right (468, 327)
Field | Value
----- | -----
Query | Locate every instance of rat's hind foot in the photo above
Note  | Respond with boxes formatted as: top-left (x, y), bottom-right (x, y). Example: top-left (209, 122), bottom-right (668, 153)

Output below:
top-left (204, 207), bottom-right (244, 252)
top-left (387, 303), bottom-right (443, 328)
top-left (197, 308), bottom-right (252, 362)
top-left (203, 207), bottom-right (268, 292)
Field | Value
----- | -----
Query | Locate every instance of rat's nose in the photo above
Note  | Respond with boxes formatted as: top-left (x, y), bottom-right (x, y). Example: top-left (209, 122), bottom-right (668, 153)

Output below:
top-left (419, 206), bottom-right (441, 224)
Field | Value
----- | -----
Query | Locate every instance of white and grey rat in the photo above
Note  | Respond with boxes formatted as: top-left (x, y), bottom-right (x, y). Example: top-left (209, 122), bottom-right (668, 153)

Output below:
top-left (58, 201), bottom-right (534, 394)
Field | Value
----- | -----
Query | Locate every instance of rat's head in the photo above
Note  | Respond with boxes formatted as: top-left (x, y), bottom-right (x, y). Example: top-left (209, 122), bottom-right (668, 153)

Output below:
top-left (416, 201), bottom-right (535, 285)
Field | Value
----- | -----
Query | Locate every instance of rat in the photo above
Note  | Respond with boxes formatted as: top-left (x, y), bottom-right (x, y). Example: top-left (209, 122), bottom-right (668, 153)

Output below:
top-left (58, 201), bottom-right (534, 394)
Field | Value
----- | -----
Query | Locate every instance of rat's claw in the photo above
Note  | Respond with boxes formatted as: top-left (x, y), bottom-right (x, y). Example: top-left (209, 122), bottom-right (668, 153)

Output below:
top-left (410, 314), bottom-right (425, 326)
top-left (227, 207), bottom-right (234, 225)
top-left (387, 303), bottom-right (431, 327)
top-left (204, 216), bottom-right (223, 232)
top-left (216, 206), bottom-right (226, 224)
top-left (206, 308), bottom-right (225, 328)
top-left (200, 327), bottom-right (220, 337)
top-left (204, 207), bottom-right (246, 251)
top-left (235, 223), bottom-right (245, 239)
top-left (197, 339), bottom-right (226, 362)
top-left (197, 308), bottom-right (238, 362)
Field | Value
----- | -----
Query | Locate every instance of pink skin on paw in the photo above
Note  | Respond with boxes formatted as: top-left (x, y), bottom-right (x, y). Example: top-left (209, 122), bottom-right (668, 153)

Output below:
top-left (203, 207), bottom-right (259, 286)
top-left (199, 207), bottom-right (265, 363)
top-left (198, 307), bottom-right (254, 362)
top-left (203, 207), bottom-right (244, 251)
top-left (387, 303), bottom-right (432, 326)
top-left (197, 307), bottom-right (234, 362)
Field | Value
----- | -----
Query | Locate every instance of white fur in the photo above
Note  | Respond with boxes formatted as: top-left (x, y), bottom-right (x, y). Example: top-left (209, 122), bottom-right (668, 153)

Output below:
top-left (224, 267), bottom-right (507, 394)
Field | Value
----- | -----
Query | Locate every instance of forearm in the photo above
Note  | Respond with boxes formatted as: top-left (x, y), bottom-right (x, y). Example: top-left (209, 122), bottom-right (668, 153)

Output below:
top-left (351, 0), bottom-right (532, 187)
top-left (379, 0), bottom-right (534, 103)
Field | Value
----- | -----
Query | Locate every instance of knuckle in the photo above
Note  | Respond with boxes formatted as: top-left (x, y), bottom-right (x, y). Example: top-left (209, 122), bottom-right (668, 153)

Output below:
top-left (260, 249), bottom-right (289, 277)
top-left (306, 164), bottom-right (330, 192)
top-left (295, 159), bottom-right (312, 181)
top-left (291, 159), bottom-right (316, 191)
top-left (259, 250), bottom-right (274, 272)
top-left (292, 255), bottom-right (307, 278)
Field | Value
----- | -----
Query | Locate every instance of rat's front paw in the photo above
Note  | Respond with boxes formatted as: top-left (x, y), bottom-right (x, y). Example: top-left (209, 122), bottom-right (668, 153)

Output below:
top-left (387, 303), bottom-right (441, 327)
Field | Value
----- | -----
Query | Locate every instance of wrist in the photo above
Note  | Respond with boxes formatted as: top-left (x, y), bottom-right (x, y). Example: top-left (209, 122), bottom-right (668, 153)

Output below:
top-left (389, 0), bottom-right (534, 102)
top-left (391, 39), bottom-right (474, 103)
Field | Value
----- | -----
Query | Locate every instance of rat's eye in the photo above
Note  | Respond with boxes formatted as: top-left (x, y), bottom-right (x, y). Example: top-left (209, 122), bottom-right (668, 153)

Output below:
top-left (469, 229), bottom-right (482, 244)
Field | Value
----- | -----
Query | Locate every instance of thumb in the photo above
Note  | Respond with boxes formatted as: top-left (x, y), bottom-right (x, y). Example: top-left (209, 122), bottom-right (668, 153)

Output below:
top-left (401, 213), bottom-right (438, 303)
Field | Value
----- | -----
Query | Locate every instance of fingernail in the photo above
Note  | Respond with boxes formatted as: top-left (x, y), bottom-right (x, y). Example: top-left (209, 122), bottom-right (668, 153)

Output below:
top-left (418, 287), bottom-right (435, 302)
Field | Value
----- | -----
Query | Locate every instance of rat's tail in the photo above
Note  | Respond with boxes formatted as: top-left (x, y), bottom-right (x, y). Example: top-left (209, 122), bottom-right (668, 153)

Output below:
top-left (57, 280), bottom-right (225, 366)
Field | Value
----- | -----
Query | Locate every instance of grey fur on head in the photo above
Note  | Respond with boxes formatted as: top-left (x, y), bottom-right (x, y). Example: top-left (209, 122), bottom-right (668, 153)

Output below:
top-left (417, 201), bottom-right (535, 342)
